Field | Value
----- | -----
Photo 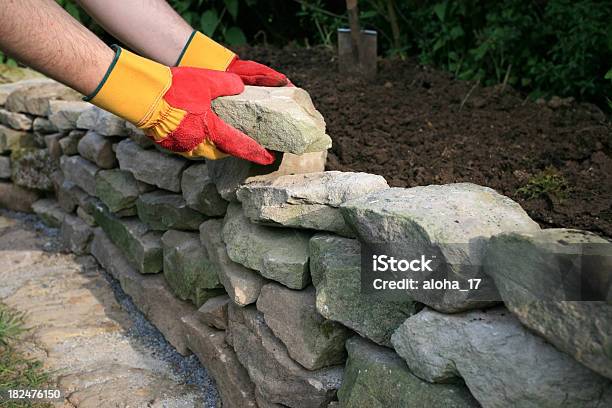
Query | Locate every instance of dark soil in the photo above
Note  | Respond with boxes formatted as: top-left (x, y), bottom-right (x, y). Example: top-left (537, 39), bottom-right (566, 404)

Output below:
top-left (237, 45), bottom-right (612, 238)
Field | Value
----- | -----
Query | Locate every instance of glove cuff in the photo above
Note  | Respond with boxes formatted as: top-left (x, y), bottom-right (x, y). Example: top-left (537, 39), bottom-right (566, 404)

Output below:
top-left (175, 31), bottom-right (236, 71)
top-left (85, 46), bottom-right (172, 126)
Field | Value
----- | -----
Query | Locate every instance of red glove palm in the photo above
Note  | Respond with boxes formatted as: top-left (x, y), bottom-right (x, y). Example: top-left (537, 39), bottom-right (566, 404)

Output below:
top-left (155, 67), bottom-right (275, 164)
top-left (226, 57), bottom-right (289, 87)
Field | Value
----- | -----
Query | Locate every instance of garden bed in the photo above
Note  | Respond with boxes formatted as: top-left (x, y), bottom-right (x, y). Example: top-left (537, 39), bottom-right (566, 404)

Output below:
top-left (238, 45), bottom-right (612, 237)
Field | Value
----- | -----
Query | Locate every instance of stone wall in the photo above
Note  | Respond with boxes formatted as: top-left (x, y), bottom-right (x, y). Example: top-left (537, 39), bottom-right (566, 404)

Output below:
top-left (0, 77), bottom-right (610, 408)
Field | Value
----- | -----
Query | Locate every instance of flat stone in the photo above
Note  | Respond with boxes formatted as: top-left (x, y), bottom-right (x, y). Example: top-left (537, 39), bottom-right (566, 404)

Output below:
top-left (237, 171), bottom-right (388, 235)
top-left (0, 79), bottom-right (54, 106)
top-left (47, 100), bottom-right (92, 131)
top-left (32, 198), bottom-right (66, 227)
top-left (61, 214), bottom-right (93, 255)
top-left (90, 228), bottom-right (194, 354)
top-left (77, 130), bottom-right (117, 169)
top-left (212, 86), bottom-right (331, 154)
top-left (0, 125), bottom-right (35, 153)
top-left (0, 156), bottom-right (11, 179)
top-left (125, 121), bottom-right (155, 148)
top-left (43, 133), bottom-right (63, 161)
top-left (58, 130), bottom-right (85, 155)
top-left (181, 163), bottom-right (228, 216)
top-left (391, 307), bottom-right (612, 408)
top-left (75, 106), bottom-right (99, 129)
top-left (339, 336), bottom-right (478, 408)
top-left (200, 219), bottom-right (266, 306)
top-left (4, 80), bottom-right (81, 115)
top-left (227, 304), bottom-right (343, 407)
top-left (116, 139), bottom-right (188, 192)
top-left (76, 206), bottom-right (97, 226)
top-left (0, 108), bottom-right (32, 130)
top-left (60, 155), bottom-right (99, 196)
top-left (485, 228), bottom-right (612, 379)
top-left (223, 203), bottom-right (312, 289)
top-left (95, 169), bottom-right (152, 213)
top-left (257, 283), bottom-right (349, 370)
top-left (310, 233), bottom-right (416, 346)
top-left (0, 182), bottom-right (39, 212)
top-left (10, 148), bottom-right (56, 190)
top-left (196, 295), bottom-right (229, 330)
top-left (92, 201), bottom-right (163, 274)
top-left (161, 230), bottom-right (223, 307)
top-left (32, 117), bottom-right (57, 134)
top-left (56, 179), bottom-right (90, 213)
top-left (136, 190), bottom-right (206, 231)
top-left (93, 109), bottom-right (129, 136)
top-left (207, 151), bottom-right (326, 201)
top-left (341, 184), bottom-right (541, 312)
top-left (182, 313), bottom-right (257, 407)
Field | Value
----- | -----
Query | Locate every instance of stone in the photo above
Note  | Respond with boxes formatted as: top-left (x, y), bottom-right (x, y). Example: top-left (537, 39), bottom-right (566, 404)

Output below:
top-left (0, 182), bottom-right (39, 212)
top-left (485, 228), bottom-right (612, 379)
top-left (237, 171), bottom-right (388, 235)
top-left (75, 106), bottom-right (99, 129)
top-left (116, 139), bottom-right (188, 192)
top-left (136, 190), bottom-right (206, 231)
top-left (340, 184), bottom-right (540, 312)
top-left (10, 148), bottom-right (56, 190)
top-left (56, 180), bottom-right (89, 213)
top-left (0, 79), bottom-right (54, 106)
top-left (181, 313), bottom-right (257, 407)
top-left (92, 201), bottom-right (163, 274)
top-left (0, 108), bottom-right (32, 130)
top-left (61, 214), bottom-right (93, 255)
top-left (338, 336), bottom-right (479, 408)
top-left (227, 304), bottom-right (343, 407)
top-left (0, 156), bottom-right (11, 179)
top-left (181, 163), bottom-right (228, 216)
top-left (4, 80), bottom-right (81, 115)
top-left (391, 307), bottom-right (612, 408)
top-left (76, 206), bottom-right (97, 226)
top-left (0, 125), bottom-right (35, 153)
top-left (58, 130), bottom-right (85, 155)
top-left (47, 100), bottom-right (92, 131)
top-left (43, 133), bottom-right (63, 161)
top-left (93, 109), bottom-right (129, 136)
top-left (32, 198), bottom-right (66, 227)
top-left (200, 219), bottom-right (266, 306)
top-left (207, 150), bottom-right (327, 202)
top-left (196, 295), bottom-right (230, 330)
top-left (310, 233), bottom-right (416, 346)
top-left (212, 86), bottom-right (332, 154)
top-left (95, 169), bottom-right (152, 213)
top-left (77, 130), bottom-right (117, 168)
top-left (161, 229), bottom-right (223, 307)
top-left (257, 283), bottom-right (349, 370)
top-left (60, 155), bottom-right (99, 196)
top-left (223, 203), bottom-right (312, 289)
top-left (32, 117), bottom-right (57, 134)
top-left (125, 121), bottom-right (155, 148)
top-left (90, 228), bottom-right (194, 354)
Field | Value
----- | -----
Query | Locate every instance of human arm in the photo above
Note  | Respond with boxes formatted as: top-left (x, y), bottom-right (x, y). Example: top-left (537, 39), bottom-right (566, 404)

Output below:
top-left (0, 0), bottom-right (114, 95)
top-left (75, 0), bottom-right (288, 85)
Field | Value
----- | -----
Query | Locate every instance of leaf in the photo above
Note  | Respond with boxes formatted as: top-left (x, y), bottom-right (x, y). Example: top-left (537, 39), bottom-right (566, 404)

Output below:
top-left (605, 69), bottom-right (612, 80)
top-left (433, 3), bottom-right (447, 22)
top-left (200, 9), bottom-right (220, 37)
top-left (224, 0), bottom-right (239, 20)
top-left (224, 26), bottom-right (247, 46)
top-left (65, 3), bottom-right (81, 21)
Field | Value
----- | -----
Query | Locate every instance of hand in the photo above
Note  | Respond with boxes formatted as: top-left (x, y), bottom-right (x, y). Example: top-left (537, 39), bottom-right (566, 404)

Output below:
top-left (86, 47), bottom-right (274, 165)
top-left (177, 31), bottom-right (289, 87)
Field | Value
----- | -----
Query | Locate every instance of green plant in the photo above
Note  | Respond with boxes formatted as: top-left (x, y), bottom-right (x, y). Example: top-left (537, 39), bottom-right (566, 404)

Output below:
top-left (0, 306), bottom-right (25, 346)
top-left (517, 168), bottom-right (569, 200)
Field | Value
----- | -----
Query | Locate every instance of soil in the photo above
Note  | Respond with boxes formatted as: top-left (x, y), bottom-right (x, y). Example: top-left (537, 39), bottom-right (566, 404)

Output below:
top-left (238, 45), bottom-right (612, 238)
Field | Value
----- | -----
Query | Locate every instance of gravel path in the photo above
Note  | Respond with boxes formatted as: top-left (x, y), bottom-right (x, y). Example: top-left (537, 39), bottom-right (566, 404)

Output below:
top-left (0, 209), bottom-right (219, 407)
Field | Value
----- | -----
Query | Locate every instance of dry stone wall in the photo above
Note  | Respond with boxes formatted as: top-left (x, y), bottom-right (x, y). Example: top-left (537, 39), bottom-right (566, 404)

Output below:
top-left (0, 77), bottom-right (610, 408)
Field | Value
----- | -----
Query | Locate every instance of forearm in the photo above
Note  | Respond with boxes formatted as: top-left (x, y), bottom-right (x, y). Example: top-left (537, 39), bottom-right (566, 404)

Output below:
top-left (0, 0), bottom-right (114, 95)
top-left (75, 0), bottom-right (192, 66)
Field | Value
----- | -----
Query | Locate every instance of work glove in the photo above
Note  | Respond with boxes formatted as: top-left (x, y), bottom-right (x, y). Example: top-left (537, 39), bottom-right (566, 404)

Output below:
top-left (176, 31), bottom-right (288, 87)
top-left (85, 47), bottom-right (274, 165)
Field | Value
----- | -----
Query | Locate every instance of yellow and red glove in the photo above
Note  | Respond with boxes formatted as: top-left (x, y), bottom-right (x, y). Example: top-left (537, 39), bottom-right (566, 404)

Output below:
top-left (176, 31), bottom-right (288, 87)
top-left (85, 47), bottom-right (274, 165)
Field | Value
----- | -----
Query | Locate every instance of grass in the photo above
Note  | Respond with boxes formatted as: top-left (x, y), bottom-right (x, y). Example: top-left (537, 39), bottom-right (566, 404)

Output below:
top-left (0, 304), bottom-right (52, 408)
top-left (516, 167), bottom-right (569, 200)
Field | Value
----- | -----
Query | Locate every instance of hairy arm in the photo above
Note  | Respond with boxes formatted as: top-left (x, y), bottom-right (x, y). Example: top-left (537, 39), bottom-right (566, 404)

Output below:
top-left (75, 0), bottom-right (192, 66)
top-left (0, 0), bottom-right (114, 95)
